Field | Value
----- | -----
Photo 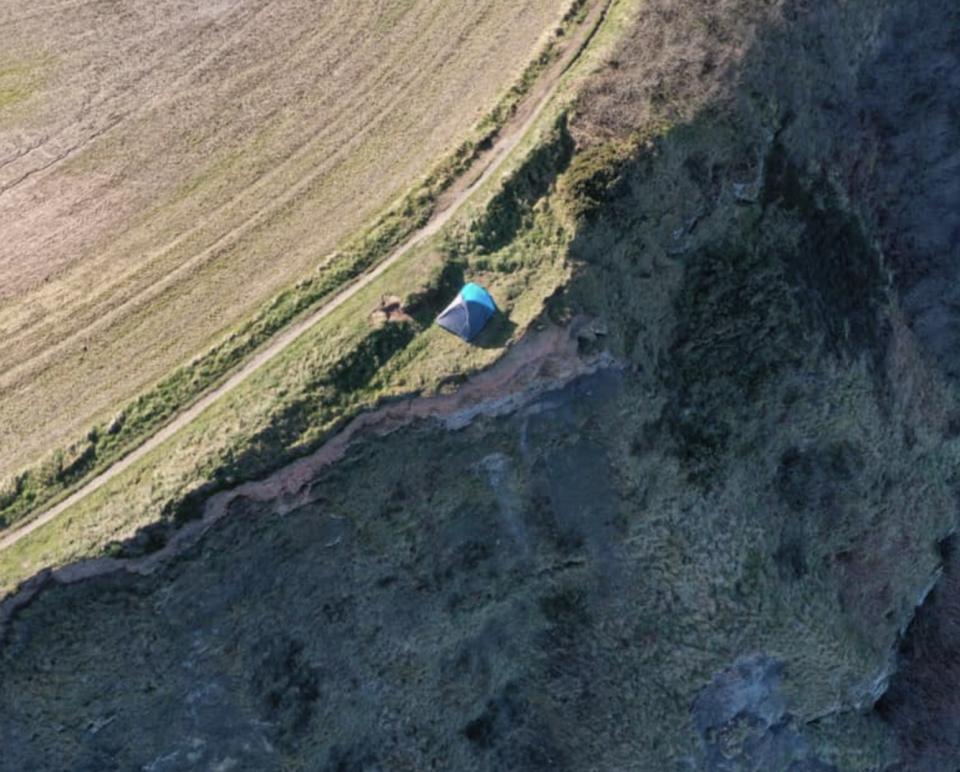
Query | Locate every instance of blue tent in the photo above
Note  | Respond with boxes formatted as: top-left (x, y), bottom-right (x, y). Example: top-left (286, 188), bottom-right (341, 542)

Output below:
top-left (436, 283), bottom-right (497, 341)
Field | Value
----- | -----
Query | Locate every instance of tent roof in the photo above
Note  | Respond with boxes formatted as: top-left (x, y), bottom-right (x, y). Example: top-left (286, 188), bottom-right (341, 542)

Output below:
top-left (460, 282), bottom-right (496, 310)
top-left (436, 283), bottom-right (497, 341)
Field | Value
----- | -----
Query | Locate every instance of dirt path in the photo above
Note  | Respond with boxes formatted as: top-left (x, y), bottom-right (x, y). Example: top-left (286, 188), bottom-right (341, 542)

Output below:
top-left (0, 0), bottom-right (612, 556)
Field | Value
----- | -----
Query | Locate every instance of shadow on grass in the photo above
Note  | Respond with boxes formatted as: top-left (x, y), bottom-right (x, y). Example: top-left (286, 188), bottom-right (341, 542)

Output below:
top-left (472, 312), bottom-right (518, 349)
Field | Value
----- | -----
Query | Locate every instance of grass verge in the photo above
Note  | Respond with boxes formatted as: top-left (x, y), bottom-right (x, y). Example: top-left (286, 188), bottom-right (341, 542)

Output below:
top-left (0, 0), bottom-right (601, 534)
top-left (0, 98), bottom-right (588, 595)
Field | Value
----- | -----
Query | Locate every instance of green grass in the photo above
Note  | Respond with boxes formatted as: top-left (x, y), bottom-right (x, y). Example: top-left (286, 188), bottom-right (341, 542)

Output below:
top-left (0, 59), bottom-right (45, 114)
top-left (0, 1), bottom-right (603, 534)
top-left (134, 119), bottom-right (576, 542)
top-left (0, 104), bottom-right (579, 594)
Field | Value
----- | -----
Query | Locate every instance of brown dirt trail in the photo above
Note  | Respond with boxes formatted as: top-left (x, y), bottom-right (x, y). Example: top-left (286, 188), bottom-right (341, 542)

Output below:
top-left (0, 0), bottom-right (574, 475)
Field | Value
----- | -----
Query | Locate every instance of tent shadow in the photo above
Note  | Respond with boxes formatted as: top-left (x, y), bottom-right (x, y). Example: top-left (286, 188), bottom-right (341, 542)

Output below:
top-left (408, 260), bottom-right (467, 328)
top-left (471, 311), bottom-right (518, 349)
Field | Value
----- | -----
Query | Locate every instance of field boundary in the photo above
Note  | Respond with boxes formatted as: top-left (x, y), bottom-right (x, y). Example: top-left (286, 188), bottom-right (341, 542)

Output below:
top-left (0, 0), bottom-right (602, 532)
top-left (0, 0), bottom-right (614, 554)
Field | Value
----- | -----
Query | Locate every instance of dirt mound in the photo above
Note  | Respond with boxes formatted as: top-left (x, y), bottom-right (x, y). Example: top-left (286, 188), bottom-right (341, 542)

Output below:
top-left (370, 295), bottom-right (412, 326)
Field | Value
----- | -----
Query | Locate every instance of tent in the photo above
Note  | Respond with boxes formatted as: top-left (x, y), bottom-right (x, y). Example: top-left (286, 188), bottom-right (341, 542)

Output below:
top-left (435, 283), bottom-right (497, 341)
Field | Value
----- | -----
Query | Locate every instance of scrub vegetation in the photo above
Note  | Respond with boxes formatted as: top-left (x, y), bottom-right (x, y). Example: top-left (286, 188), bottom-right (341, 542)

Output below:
top-left (4, 1), bottom-right (960, 770)
top-left (0, 109), bottom-right (579, 595)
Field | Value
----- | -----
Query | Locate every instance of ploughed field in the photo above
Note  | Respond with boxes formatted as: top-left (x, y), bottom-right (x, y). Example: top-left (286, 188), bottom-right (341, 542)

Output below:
top-left (0, 0), bottom-right (570, 478)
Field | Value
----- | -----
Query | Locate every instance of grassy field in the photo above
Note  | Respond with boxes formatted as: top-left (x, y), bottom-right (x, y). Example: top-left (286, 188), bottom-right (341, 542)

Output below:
top-left (0, 0), bottom-right (605, 534)
top-left (0, 121), bottom-right (571, 595)
top-left (0, 0), bottom-right (632, 596)
top-left (0, 0), bottom-right (573, 482)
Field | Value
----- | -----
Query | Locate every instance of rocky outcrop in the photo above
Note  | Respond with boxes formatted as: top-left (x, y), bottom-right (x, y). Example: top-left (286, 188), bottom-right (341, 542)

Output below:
top-left (694, 656), bottom-right (837, 772)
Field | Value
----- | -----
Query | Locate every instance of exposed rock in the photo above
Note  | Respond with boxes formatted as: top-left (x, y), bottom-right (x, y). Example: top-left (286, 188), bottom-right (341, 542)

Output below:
top-left (876, 536), bottom-right (960, 771)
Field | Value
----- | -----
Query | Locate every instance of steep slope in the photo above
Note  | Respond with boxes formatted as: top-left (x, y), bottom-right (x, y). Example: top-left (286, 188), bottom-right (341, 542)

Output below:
top-left (859, 2), bottom-right (960, 379)
top-left (2, 1), bottom-right (960, 770)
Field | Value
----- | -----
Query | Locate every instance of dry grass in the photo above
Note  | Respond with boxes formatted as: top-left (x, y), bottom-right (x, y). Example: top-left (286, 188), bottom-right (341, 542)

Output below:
top-left (572, 0), bottom-right (778, 144)
top-left (0, 0), bottom-right (572, 478)
top-left (0, 0), bottom-right (634, 584)
top-left (0, 59), bottom-right (45, 117)
top-left (0, 101), bottom-right (582, 596)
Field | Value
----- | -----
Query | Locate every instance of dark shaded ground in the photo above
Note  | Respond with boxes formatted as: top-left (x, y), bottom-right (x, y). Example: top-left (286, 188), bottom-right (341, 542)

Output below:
top-left (861, 3), bottom-right (960, 378)
top-left (2, 1), bottom-right (960, 770)
top-left (0, 346), bottom-right (928, 772)
top-left (0, 327), bottom-right (953, 772)
top-left (876, 536), bottom-right (960, 772)
top-left (0, 372), bottom-right (629, 772)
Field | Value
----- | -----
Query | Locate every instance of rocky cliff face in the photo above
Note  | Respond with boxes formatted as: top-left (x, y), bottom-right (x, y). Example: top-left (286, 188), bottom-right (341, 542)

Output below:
top-left (2, 1), bottom-right (960, 770)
